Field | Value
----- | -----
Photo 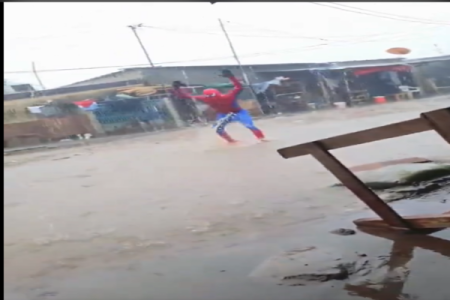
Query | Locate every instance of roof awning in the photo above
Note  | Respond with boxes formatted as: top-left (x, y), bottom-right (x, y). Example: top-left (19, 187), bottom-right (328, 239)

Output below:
top-left (353, 65), bottom-right (411, 76)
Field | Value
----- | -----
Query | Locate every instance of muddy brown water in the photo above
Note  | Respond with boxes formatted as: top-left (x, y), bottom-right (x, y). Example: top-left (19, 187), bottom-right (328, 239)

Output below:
top-left (4, 99), bottom-right (450, 300)
top-left (5, 201), bottom-right (450, 300)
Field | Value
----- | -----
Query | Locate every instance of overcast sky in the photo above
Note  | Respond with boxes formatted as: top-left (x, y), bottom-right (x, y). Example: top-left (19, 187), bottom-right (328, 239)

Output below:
top-left (4, 2), bottom-right (450, 88)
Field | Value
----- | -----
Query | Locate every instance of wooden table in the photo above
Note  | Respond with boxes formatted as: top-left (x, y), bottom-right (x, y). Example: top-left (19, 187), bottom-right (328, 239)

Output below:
top-left (277, 107), bottom-right (450, 233)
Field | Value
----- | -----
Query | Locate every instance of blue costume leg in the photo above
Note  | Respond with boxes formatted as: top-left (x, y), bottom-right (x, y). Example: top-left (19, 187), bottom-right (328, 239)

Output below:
top-left (235, 110), bottom-right (265, 139)
top-left (213, 113), bottom-right (238, 142)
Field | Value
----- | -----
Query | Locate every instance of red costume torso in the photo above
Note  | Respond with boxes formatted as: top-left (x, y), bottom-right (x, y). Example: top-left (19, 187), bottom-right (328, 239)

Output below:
top-left (172, 76), bottom-right (243, 114)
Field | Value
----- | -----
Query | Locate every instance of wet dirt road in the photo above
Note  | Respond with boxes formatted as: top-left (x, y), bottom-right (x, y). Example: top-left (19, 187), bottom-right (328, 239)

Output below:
top-left (4, 98), bottom-right (450, 299)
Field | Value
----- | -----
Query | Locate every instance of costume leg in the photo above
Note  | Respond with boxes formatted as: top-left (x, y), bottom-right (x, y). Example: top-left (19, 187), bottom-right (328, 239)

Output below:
top-left (214, 113), bottom-right (238, 143)
top-left (236, 110), bottom-right (265, 140)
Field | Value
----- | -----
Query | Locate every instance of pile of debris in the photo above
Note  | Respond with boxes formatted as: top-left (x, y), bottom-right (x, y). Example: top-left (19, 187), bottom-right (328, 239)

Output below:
top-left (334, 162), bottom-right (450, 203)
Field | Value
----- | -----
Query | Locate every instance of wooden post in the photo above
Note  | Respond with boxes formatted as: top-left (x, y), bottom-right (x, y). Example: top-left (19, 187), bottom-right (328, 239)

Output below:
top-left (277, 107), bottom-right (450, 232)
top-left (309, 142), bottom-right (411, 229)
top-left (421, 108), bottom-right (450, 144)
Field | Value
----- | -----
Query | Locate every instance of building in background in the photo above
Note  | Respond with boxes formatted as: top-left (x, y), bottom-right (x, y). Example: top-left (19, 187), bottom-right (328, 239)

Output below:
top-left (4, 56), bottom-right (450, 103)
top-left (62, 63), bottom-right (331, 88)
top-left (4, 79), bottom-right (38, 95)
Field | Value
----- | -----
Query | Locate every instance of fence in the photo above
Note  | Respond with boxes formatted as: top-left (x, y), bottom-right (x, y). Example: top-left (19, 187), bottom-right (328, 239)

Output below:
top-left (3, 96), bottom-right (184, 148)
top-left (4, 114), bottom-right (96, 148)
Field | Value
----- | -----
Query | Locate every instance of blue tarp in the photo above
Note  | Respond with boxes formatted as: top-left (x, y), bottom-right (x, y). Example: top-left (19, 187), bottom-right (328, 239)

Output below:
top-left (251, 77), bottom-right (285, 94)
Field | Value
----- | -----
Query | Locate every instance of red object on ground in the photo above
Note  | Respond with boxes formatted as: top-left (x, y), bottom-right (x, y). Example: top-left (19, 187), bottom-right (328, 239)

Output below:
top-left (74, 99), bottom-right (95, 108)
top-left (374, 96), bottom-right (387, 104)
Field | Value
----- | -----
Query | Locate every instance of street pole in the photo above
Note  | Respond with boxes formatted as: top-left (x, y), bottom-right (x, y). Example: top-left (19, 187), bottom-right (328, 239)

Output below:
top-left (128, 24), bottom-right (185, 128)
top-left (128, 24), bottom-right (155, 67)
top-left (217, 18), bottom-right (263, 113)
top-left (218, 18), bottom-right (250, 85)
top-left (31, 61), bottom-right (46, 90)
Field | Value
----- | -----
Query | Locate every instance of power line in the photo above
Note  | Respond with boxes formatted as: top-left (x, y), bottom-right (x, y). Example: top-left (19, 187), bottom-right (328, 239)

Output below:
top-left (6, 14), bottom-right (444, 48)
top-left (223, 20), bottom-right (438, 42)
top-left (134, 21), bottom-right (445, 44)
top-left (310, 2), bottom-right (450, 26)
top-left (5, 25), bottom-right (127, 44)
top-left (4, 25), bottom-right (442, 75)
top-left (329, 3), bottom-right (450, 24)
top-left (224, 21), bottom-right (330, 41)
top-left (3, 56), bottom-right (239, 74)
top-left (6, 4), bottom-right (448, 45)
top-left (140, 24), bottom-right (330, 41)
top-left (6, 23), bottom-right (329, 49)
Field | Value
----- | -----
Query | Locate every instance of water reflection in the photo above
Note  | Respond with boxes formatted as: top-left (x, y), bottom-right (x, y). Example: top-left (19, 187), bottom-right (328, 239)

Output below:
top-left (345, 228), bottom-right (450, 300)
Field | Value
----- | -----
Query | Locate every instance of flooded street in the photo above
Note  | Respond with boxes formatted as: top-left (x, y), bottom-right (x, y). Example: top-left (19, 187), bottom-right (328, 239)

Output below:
top-left (4, 98), bottom-right (450, 300)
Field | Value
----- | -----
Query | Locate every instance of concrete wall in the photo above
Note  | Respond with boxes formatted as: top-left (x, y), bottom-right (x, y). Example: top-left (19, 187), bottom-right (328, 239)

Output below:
top-left (4, 114), bottom-right (96, 147)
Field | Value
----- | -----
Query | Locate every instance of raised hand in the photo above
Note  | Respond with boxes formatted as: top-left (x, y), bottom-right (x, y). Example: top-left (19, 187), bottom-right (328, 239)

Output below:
top-left (172, 81), bottom-right (187, 89)
top-left (220, 69), bottom-right (234, 78)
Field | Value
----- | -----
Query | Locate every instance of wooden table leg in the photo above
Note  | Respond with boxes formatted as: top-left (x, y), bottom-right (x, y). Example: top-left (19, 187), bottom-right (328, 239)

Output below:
top-left (310, 141), bottom-right (412, 230)
top-left (421, 108), bottom-right (450, 144)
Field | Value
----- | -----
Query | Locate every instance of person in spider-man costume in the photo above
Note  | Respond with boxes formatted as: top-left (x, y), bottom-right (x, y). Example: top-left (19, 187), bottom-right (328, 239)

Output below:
top-left (172, 69), bottom-right (265, 143)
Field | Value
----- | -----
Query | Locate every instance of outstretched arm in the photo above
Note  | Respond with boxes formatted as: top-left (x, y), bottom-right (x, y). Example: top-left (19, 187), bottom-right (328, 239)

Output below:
top-left (172, 81), bottom-right (209, 103)
top-left (222, 70), bottom-right (243, 98)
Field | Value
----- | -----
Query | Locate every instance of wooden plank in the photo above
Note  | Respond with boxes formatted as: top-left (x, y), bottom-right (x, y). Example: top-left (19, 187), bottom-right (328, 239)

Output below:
top-left (309, 142), bottom-right (411, 229)
top-left (354, 214), bottom-right (450, 230)
top-left (278, 118), bottom-right (430, 159)
top-left (421, 107), bottom-right (450, 144)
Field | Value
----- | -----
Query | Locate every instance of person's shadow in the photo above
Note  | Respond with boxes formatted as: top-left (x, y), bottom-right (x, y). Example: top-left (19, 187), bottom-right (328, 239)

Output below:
top-left (345, 228), bottom-right (450, 300)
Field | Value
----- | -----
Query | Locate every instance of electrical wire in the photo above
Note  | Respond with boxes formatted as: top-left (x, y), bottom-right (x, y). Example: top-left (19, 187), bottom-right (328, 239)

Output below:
top-left (7, 3), bottom-right (448, 44)
top-left (310, 2), bottom-right (450, 26)
top-left (330, 3), bottom-right (450, 24)
top-left (223, 20), bottom-right (435, 42)
top-left (7, 8), bottom-right (445, 45)
top-left (4, 24), bottom-right (442, 74)
top-left (140, 25), bottom-right (330, 41)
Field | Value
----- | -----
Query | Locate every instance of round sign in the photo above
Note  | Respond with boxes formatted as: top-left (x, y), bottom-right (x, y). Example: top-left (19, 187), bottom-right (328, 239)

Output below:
top-left (386, 47), bottom-right (411, 55)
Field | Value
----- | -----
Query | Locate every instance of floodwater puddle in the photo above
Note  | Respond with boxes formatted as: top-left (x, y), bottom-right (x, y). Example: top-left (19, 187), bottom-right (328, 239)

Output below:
top-left (8, 201), bottom-right (450, 300)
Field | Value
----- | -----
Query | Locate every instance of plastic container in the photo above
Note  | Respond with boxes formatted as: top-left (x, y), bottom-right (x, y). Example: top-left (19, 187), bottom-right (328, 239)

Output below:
top-left (374, 96), bottom-right (386, 104)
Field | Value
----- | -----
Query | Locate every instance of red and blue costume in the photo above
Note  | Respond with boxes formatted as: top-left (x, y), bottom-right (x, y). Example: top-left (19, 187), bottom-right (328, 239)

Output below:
top-left (172, 70), bottom-right (265, 143)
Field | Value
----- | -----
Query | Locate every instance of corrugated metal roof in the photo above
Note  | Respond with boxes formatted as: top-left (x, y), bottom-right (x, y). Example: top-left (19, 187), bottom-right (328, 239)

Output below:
top-left (121, 62), bottom-right (327, 72)
top-left (406, 54), bottom-right (450, 64)
top-left (62, 56), bottom-right (449, 87)
top-left (255, 58), bottom-right (408, 72)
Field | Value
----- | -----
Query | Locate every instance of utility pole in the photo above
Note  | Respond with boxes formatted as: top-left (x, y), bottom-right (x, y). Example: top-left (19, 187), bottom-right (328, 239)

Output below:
top-left (218, 18), bottom-right (250, 85)
top-left (217, 18), bottom-right (262, 113)
top-left (128, 24), bottom-right (155, 67)
top-left (31, 61), bottom-right (46, 90)
top-left (128, 24), bottom-right (186, 128)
